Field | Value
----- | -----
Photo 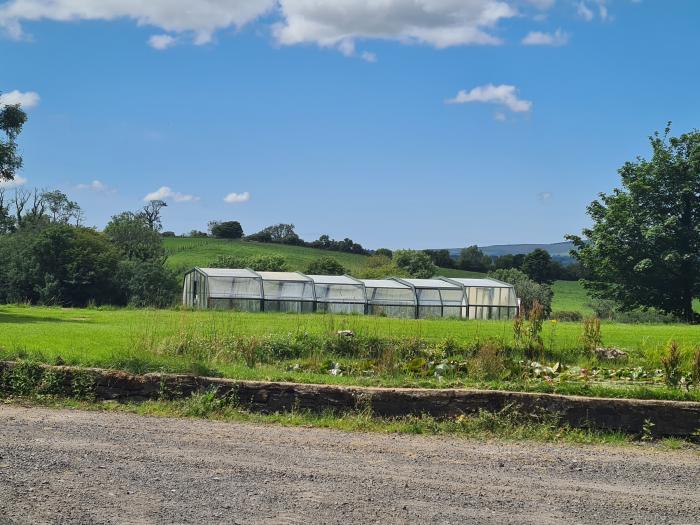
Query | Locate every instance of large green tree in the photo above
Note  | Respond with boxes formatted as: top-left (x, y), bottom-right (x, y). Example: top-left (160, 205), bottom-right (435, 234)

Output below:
top-left (0, 97), bottom-right (27, 181)
top-left (522, 248), bottom-right (554, 284)
top-left (568, 126), bottom-right (700, 321)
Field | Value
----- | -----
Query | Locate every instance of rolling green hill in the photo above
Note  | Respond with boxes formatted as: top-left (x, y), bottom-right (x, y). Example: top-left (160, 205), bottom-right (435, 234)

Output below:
top-left (164, 237), bottom-right (592, 312)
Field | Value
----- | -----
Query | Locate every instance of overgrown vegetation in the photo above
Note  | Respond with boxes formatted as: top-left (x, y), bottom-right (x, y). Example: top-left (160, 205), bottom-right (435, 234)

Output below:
top-left (3, 306), bottom-right (700, 402)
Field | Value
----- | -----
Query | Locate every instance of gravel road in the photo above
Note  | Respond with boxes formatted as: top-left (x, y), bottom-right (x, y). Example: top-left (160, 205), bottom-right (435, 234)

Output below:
top-left (1, 405), bottom-right (699, 524)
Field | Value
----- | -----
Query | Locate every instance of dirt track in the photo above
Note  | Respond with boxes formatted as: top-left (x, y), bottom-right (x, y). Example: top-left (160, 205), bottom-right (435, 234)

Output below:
top-left (1, 405), bottom-right (699, 524)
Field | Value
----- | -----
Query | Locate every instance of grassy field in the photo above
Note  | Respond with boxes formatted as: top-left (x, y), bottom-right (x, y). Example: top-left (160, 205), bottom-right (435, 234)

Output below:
top-left (2, 306), bottom-right (698, 401)
top-left (163, 237), bottom-right (593, 311)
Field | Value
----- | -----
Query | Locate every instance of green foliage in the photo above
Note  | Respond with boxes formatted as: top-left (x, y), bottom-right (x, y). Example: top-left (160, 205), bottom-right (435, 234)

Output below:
top-left (458, 245), bottom-right (492, 272)
top-left (0, 223), bottom-right (122, 306)
top-left (210, 254), bottom-right (289, 271)
top-left (489, 268), bottom-right (553, 316)
top-left (116, 260), bottom-right (180, 308)
top-left (661, 340), bottom-right (683, 387)
top-left (374, 248), bottom-right (393, 259)
top-left (0, 98), bottom-right (27, 181)
top-left (104, 211), bottom-right (165, 262)
top-left (247, 223), bottom-right (303, 245)
top-left (208, 220), bottom-right (244, 239)
top-left (568, 125), bottom-right (700, 321)
top-left (692, 348), bottom-right (700, 386)
top-left (393, 249), bottom-right (436, 278)
top-left (423, 249), bottom-right (454, 268)
top-left (305, 256), bottom-right (346, 275)
top-left (522, 248), bottom-right (554, 284)
top-left (355, 254), bottom-right (409, 279)
top-left (550, 311), bottom-right (583, 322)
top-left (581, 317), bottom-right (602, 353)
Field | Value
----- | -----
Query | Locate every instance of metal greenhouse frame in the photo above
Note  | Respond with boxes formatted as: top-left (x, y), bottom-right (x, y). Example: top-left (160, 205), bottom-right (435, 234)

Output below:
top-left (256, 271), bottom-right (316, 313)
top-left (308, 275), bottom-right (367, 314)
top-left (361, 279), bottom-right (417, 318)
top-left (182, 268), bottom-right (263, 310)
top-left (440, 277), bottom-right (518, 320)
top-left (391, 278), bottom-right (466, 319)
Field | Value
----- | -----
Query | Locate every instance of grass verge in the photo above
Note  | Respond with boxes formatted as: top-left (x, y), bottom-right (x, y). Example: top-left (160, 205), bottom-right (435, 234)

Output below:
top-left (7, 392), bottom-right (694, 450)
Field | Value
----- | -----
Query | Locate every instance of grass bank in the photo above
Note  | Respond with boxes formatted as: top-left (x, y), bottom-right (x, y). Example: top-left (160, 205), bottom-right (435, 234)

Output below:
top-left (1, 306), bottom-right (699, 402)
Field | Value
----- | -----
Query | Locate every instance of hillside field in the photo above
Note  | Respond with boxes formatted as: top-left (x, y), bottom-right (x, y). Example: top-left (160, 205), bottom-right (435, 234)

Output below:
top-left (164, 237), bottom-right (591, 312)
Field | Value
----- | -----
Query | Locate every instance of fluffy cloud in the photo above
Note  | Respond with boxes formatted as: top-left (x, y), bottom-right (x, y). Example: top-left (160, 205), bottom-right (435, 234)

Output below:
top-left (538, 191), bottom-right (552, 202)
top-left (76, 179), bottom-right (114, 193)
top-left (0, 0), bottom-right (276, 45)
top-left (0, 90), bottom-right (40, 108)
top-left (0, 175), bottom-right (28, 189)
top-left (148, 34), bottom-right (177, 50)
top-left (273, 0), bottom-right (518, 56)
top-left (521, 28), bottom-right (569, 46)
top-left (224, 192), bottom-right (251, 203)
top-left (144, 186), bottom-right (199, 203)
top-left (446, 84), bottom-right (532, 113)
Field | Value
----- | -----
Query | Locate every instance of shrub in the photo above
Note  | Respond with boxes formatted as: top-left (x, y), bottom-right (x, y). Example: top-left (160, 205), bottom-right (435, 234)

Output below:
top-left (210, 254), bottom-right (289, 271)
top-left (161, 231), bottom-right (176, 237)
top-left (116, 260), bottom-right (180, 308)
top-left (550, 310), bottom-right (583, 322)
top-left (393, 250), bottom-right (436, 279)
top-left (488, 268), bottom-right (553, 317)
top-left (305, 256), bottom-right (346, 275)
top-left (470, 343), bottom-right (508, 381)
top-left (692, 347), bottom-right (700, 386)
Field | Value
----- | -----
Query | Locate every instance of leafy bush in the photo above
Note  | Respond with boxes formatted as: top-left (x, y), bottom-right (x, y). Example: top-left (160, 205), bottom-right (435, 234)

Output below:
top-left (489, 268), bottom-right (553, 317)
top-left (550, 310), bottom-right (583, 322)
top-left (393, 250), bottom-right (436, 279)
top-left (581, 317), bottom-right (602, 353)
top-left (210, 254), bottom-right (289, 271)
top-left (117, 260), bottom-right (180, 308)
top-left (305, 256), bottom-right (346, 275)
top-left (104, 212), bottom-right (165, 262)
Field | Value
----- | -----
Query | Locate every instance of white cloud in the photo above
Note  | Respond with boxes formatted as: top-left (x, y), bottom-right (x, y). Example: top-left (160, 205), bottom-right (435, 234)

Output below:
top-left (148, 34), bottom-right (177, 50)
top-left (538, 191), bottom-right (552, 202)
top-left (0, 90), bottom-right (40, 108)
top-left (577, 1), bottom-right (608, 22)
top-left (224, 191), bottom-right (251, 203)
top-left (144, 186), bottom-right (199, 203)
top-left (494, 111), bottom-right (507, 122)
top-left (0, 175), bottom-right (28, 189)
top-left (273, 0), bottom-right (518, 57)
top-left (447, 84), bottom-right (532, 113)
top-left (0, 0), bottom-right (276, 45)
top-left (1, 1), bottom-right (581, 57)
top-left (522, 28), bottom-right (569, 46)
top-left (76, 179), bottom-right (114, 193)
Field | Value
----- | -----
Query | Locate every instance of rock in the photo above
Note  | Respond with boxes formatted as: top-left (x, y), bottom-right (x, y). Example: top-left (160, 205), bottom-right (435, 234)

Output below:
top-left (594, 347), bottom-right (628, 361)
top-left (336, 330), bottom-right (354, 337)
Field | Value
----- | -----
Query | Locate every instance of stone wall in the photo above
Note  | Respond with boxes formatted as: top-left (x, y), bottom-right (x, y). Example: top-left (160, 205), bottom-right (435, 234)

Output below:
top-left (2, 361), bottom-right (699, 437)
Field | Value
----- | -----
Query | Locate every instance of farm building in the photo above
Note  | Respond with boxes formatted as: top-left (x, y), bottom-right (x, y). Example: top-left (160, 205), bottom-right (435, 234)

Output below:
top-left (440, 277), bottom-right (519, 320)
top-left (361, 279), bottom-right (417, 318)
top-left (182, 268), bottom-right (518, 320)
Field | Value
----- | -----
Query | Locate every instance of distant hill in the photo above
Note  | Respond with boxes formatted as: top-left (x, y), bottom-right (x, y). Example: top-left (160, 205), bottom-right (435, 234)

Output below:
top-left (447, 241), bottom-right (576, 264)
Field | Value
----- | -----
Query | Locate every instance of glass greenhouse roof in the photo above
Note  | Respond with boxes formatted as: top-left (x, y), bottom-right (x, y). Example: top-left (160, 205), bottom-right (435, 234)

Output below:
top-left (395, 278), bottom-right (461, 289)
top-left (307, 275), bottom-right (362, 285)
top-left (255, 271), bottom-right (311, 282)
top-left (196, 268), bottom-right (259, 278)
top-left (360, 279), bottom-right (412, 289)
top-left (442, 278), bottom-right (514, 288)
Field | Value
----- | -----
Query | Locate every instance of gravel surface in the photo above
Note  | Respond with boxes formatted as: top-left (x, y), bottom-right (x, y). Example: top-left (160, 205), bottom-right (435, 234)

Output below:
top-left (1, 405), bottom-right (699, 524)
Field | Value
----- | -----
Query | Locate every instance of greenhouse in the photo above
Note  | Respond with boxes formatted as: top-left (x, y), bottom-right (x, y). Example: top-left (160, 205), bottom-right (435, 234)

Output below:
top-left (308, 275), bottom-right (367, 314)
top-left (257, 271), bottom-right (316, 313)
top-left (391, 278), bottom-right (465, 319)
top-left (361, 279), bottom-right (417, 318)
top-left (182, 268), bottom-right (262, 310)
top-left (182, 268), bottom-right (519, 320)
top-left (440, 277), bottom-right (518, 320)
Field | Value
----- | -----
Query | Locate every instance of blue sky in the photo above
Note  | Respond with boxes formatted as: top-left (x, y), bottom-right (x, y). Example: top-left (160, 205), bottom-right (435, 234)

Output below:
top-left (1, 0), bottom-right (699, 249)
